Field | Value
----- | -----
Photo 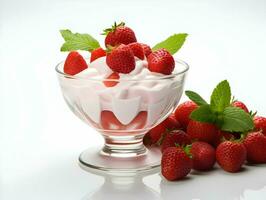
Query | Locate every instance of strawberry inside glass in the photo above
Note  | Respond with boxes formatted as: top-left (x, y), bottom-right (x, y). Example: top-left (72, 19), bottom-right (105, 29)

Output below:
top-left (56, 56), bottom-right (188, 172)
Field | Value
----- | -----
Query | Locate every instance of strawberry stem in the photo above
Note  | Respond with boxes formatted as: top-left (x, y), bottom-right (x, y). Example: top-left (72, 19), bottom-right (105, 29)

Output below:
top-left (101, 21), bottom-right (125, 35)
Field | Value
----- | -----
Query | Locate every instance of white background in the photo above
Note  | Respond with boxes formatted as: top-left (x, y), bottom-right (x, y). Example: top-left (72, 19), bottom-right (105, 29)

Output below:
top-left (1, 0), bottom-right (266, 199)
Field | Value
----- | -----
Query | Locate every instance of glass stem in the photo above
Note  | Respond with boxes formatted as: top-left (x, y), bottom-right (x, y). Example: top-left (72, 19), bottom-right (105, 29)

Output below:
top-left (101, 134), bottom-right (147, 157)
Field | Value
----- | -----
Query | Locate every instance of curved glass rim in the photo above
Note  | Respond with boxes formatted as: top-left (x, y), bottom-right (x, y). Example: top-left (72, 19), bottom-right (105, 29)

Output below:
top-left (55, 58), bottom-right (189, 82)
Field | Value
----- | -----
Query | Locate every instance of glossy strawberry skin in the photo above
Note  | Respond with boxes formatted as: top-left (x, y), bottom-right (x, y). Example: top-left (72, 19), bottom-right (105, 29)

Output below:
top-left (216, 141), bottom-right (247, 173)
top-left (161, 147), bottom-right (192, 181)
top-left (213, 130), bottom-right (234, 147)
top-left (140, 43), bottom-right (152, 57)
top-left (161, 130), bottom-right (191, 153)
top-left (90, 47), bottom-right (106, 62)
top-left (148, 123), bottom-right (167, 144)
top-left (163, 113), bottom-right (182, 130)
top-left (174, 101), bottom-right (198, 129)
top-left (254, 116), bottom-right (266, 135)
top-left (105, 26), bottom-right (137, 47)
top-left (232, 101), bottom-right (249, 113)
top-left (64, 51), bottom-right (88, 75)
top-left (191, 142), bottom-right (216, 171)
top-left (187, 120), bottom-right (218, 144)
top-left (147, 49), bottom-right (175, 75)
top-left (106, 44), bottom-right (135, 74)
top-left (103, 72), bottom-right (120, 87)
top-left (128, 42), bottom-right (145, 60)
top-left (147, 114), bottom-right (181, 145)
top-left (244, 131), bottom-right (266, 163)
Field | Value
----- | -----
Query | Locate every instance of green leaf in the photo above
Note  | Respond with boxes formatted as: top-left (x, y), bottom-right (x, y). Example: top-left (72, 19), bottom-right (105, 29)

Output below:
top-left (221, 107), bottom-right (254, 132)
top-left (152, 33), bottom-right (188, 55)
top-left (210, 80), bottom-right (231, 113)
top-left (185, 90), bottom-right (208, 106)
top-left (190, 105), bottom-right (217, 123)
top-left (60, 29), bottom-right (100, 52)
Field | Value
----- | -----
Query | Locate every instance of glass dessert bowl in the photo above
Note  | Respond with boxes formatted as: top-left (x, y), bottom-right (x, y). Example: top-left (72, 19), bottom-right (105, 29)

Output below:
top-left (55, 58), bottom-right (189, 173)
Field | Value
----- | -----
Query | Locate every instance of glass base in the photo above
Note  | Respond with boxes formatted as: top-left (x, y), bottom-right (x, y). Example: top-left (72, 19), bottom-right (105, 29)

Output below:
top-left (79, 146), bottom-right (161, 175)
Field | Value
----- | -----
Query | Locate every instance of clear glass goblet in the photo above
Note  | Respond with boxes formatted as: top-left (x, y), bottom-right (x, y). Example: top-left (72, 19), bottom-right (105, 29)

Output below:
top-left (55, 59), bottom-right (189, 174)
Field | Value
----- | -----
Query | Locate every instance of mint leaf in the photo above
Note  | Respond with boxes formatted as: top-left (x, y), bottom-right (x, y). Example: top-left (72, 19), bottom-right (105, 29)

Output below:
top-left (190, 105), bottom-right (217, 123)
top-left (152, 33), bottom-right (188, 55)
top-left (221, 107), bottom-right (254, 132)
top-left (210, 80), bottom-right (231, 113)
top-left (185, 90), bottom-right (208, 106)
top-left (60, 29), bottom-right (100, 52)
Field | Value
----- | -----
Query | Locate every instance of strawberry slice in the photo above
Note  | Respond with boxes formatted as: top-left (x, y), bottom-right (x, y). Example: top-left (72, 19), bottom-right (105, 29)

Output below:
top-left (103, 72), bottom-right (120, 87)
top-left (90, 47), bottom-right (106, 62)
top-left (64, 51), bottom-right (88, 75)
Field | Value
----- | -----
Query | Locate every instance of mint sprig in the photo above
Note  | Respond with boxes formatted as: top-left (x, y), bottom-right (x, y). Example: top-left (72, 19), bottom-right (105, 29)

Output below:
top-left (210, 80), bottom-right (231, 113)
top-left (186, 80), bottom-right (254, 132)
top-left (60, 29), bottom-right (100, 52)
top-left (222, 107), bottom-right (254, 132)
top-left (152, 33), bottom-right (188, 55)
top-left (190, 104), bottom-right (216, 123)
top-left (185, 91), bottom-right (207, 106)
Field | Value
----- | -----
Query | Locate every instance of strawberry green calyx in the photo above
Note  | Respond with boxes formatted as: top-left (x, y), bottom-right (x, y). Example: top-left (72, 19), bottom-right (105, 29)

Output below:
top-left (175, 144), bottom-right (192, 158)
top-left (183, 145), bottom-right (192, 159)
top-left (102, 22), bottom-right (125, 35)
top-left (249, 110), bottom-right (257, 118)
top-left (227, 133), bottom-right (246, 144)
top-left (105, 45), bottom-right (115, 54)
top-left (238, 132), bottom-right (248, 142)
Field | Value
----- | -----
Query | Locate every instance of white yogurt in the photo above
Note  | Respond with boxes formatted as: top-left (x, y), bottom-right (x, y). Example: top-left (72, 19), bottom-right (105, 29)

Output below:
top-left (59, 57), bottom-right (184, 126)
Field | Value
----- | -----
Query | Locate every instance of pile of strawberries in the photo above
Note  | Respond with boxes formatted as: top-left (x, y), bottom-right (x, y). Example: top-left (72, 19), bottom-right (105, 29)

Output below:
top-left (144, 83), bottom-right (266, 181)
top-left (62, 22), bottom-right (177, 87)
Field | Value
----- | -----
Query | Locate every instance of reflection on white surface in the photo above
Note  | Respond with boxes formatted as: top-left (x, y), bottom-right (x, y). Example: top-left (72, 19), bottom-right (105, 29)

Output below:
top-left (159, 165), bottom-right (266, 200)
top-left (240, 186), bottom-right (266, 200)
top-left (81, 169), bottom-right (161, 200)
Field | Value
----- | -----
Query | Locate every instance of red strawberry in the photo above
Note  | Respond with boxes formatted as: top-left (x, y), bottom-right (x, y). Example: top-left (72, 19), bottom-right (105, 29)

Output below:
top-left (103, 72), bottom-right (120, 87)
top-left (216, 141), bottom-right (247, 173)
top-left (64, 51), bottom-right (88, 75)
top-left (213, 130), bottom-right (234, 147)
top-left (90, 47), bottom-right (106, 62)
top-left (191, 141), bottom-right (216, 171)
top-left (104, 22), bottom-right (137, 47)
top-left (163, 113), bottom-right (182, 130)
top-left (244, 131), bottom-right (266, 163)
top-left (254, 116), bottom-right (266, 135)
top-left (148, 114), bottom-right (182, 145)
top-left (140, 43), bottom-right (152, 57)
top-left (187, 120), bottom-right (218, 144)
top-left (174, 101), bottom-right (198, 129)
top-left (161, 130), bottom-right (191, 152)
top-left (148, 123), bottom-right (167, 144)
top-left (106, 44), bottom-right (135, 74)
top-left (128, 42), bottom-right (145, 60)
top-left (232, 101), bottom-right (249, 113)
top-left (161, 146), bottom-right (192, 181)
top-left (147, 49), bottom-right (175, 75)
